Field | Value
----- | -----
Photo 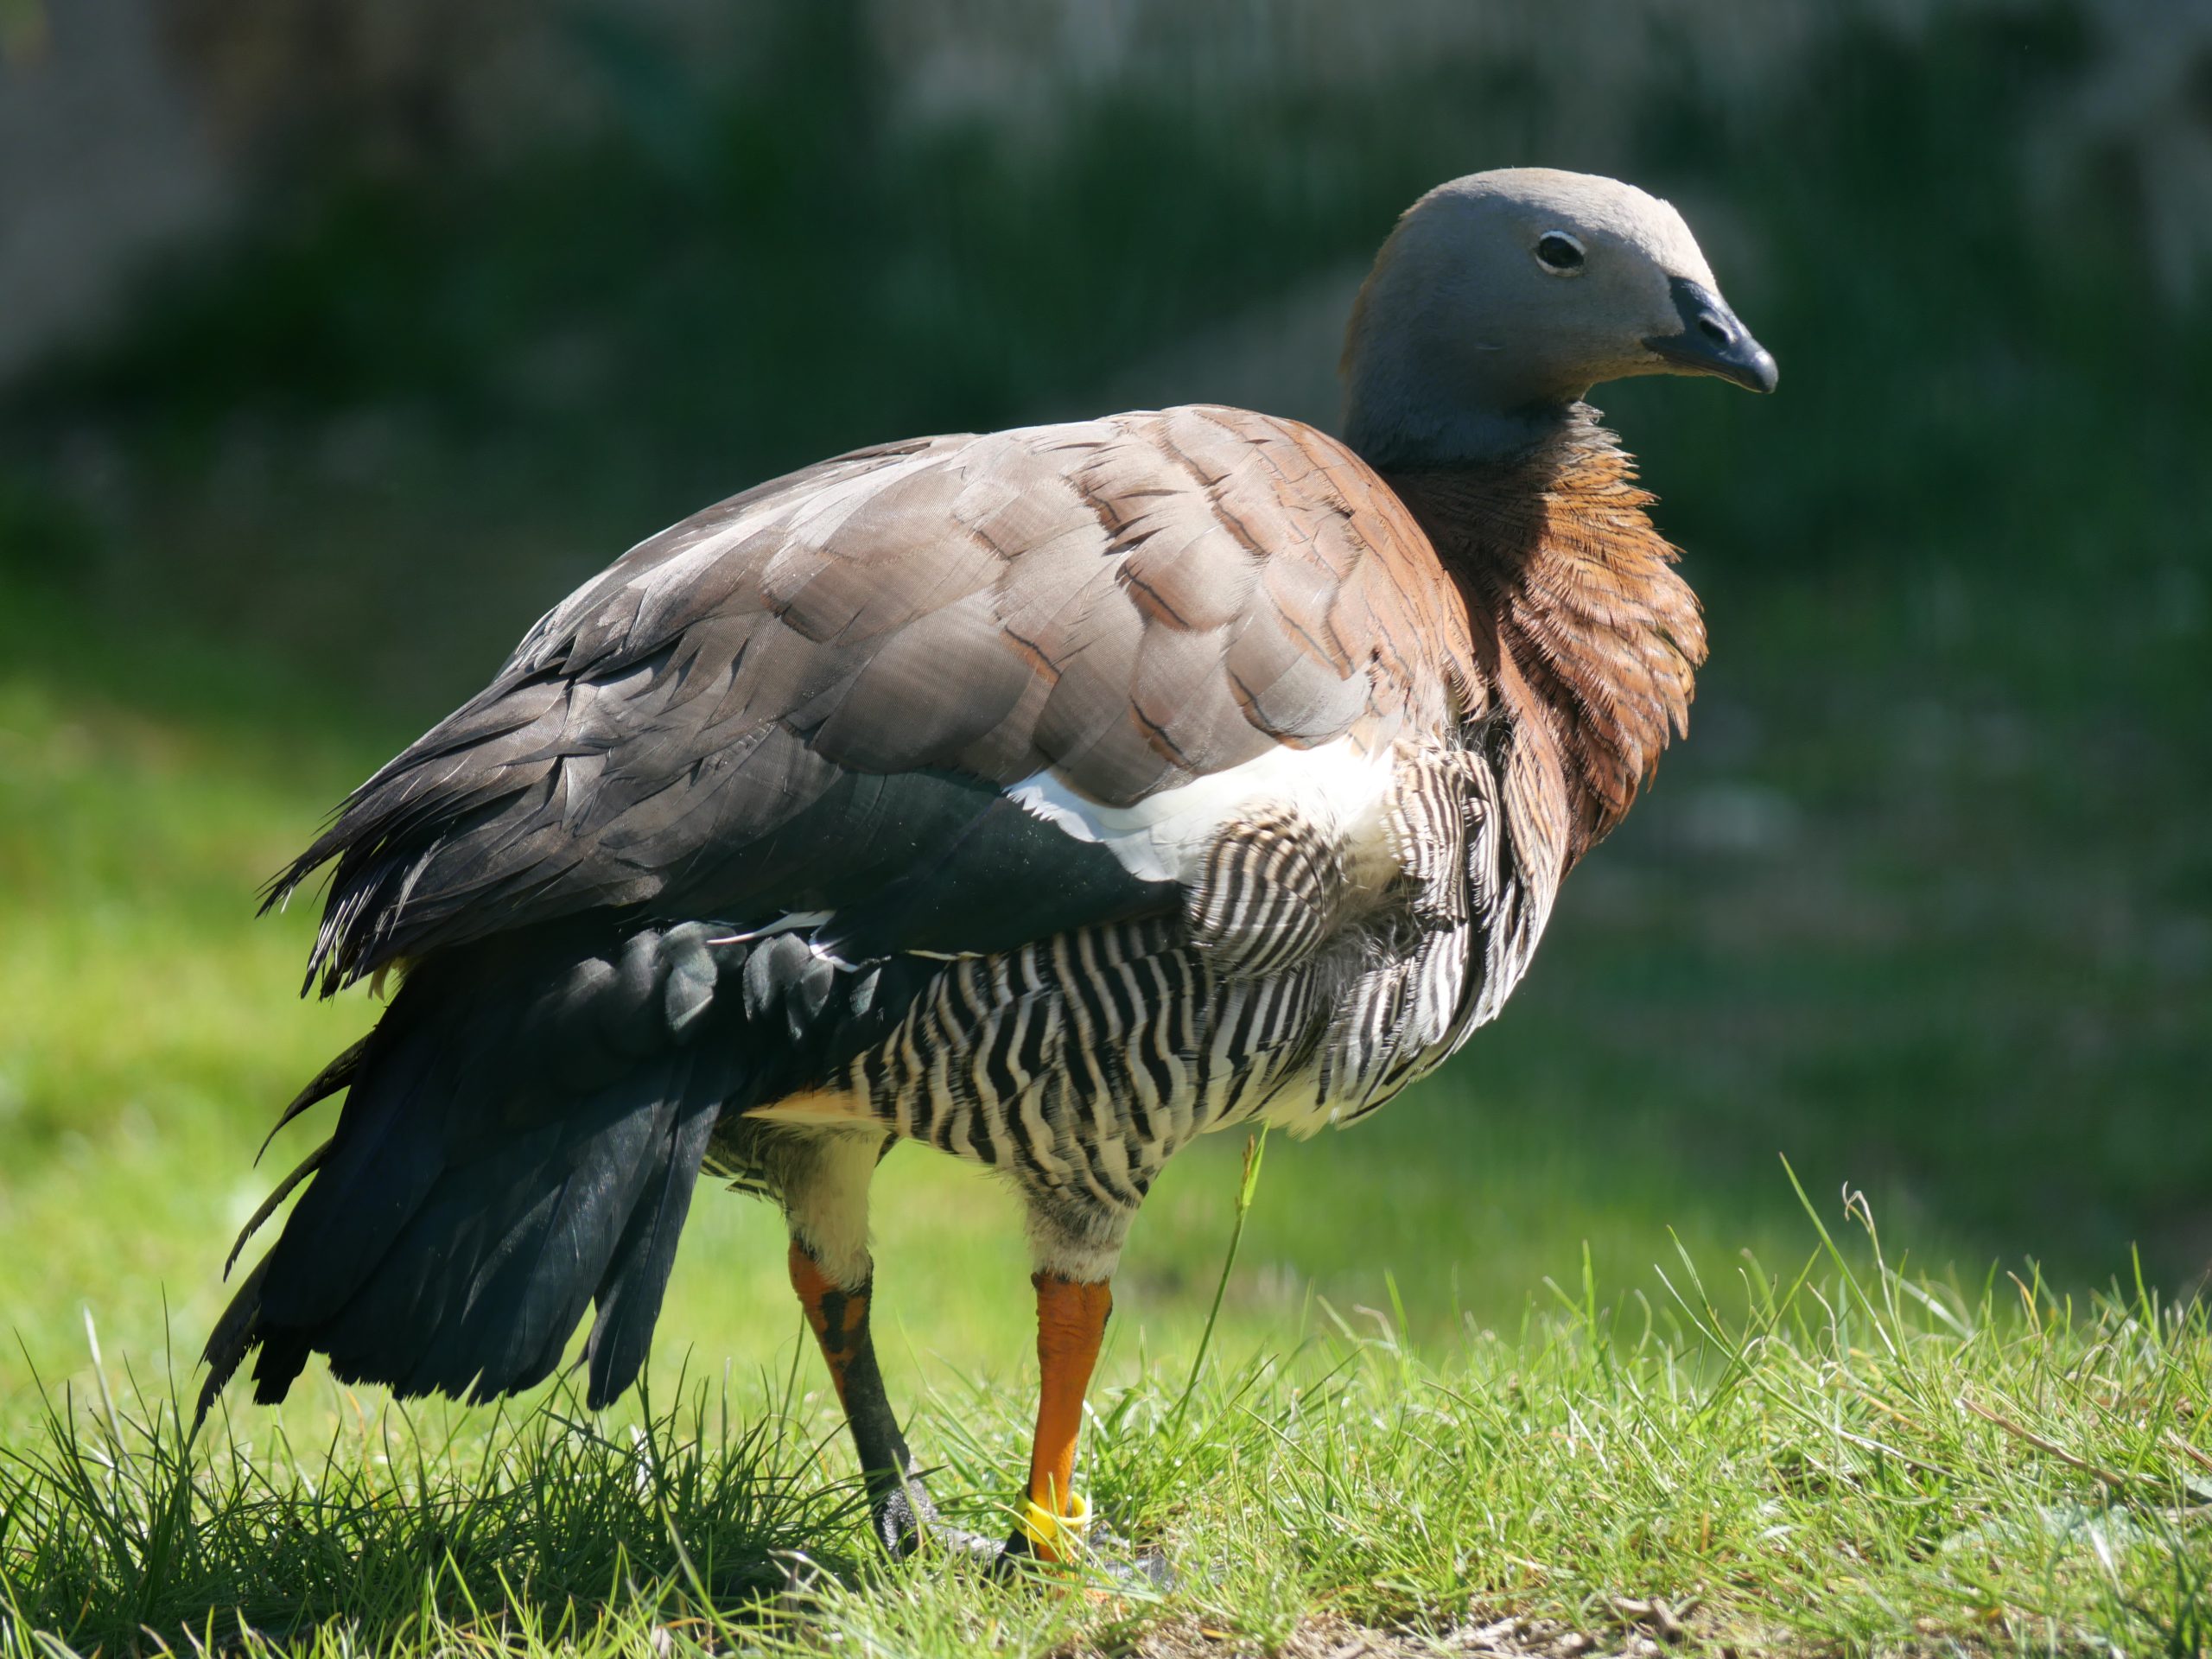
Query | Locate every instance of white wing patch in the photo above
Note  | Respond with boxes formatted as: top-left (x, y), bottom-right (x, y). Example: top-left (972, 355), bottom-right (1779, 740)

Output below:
top-left (705, 910), bottom-right (834, 947)
top-left (1007, 736), bottom-right (1396, 885)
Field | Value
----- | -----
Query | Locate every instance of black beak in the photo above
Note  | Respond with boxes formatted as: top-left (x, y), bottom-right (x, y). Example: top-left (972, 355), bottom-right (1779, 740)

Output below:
top-left (1643, 276), bottom-right (1778, 393)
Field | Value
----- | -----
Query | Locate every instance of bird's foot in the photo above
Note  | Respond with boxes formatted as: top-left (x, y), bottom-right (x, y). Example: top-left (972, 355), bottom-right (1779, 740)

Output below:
top-left (874, 1479), bottom-right (1169, 1587)
top-left (992, 1495), bottom-right (1175, 1591)
top-left (870, 1477), bottom-right (1002, 1562)
top-left (1093, 1529), bottom-right (1176, 1592)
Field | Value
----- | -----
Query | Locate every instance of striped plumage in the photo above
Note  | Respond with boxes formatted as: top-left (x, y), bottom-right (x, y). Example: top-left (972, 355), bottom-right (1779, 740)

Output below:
top-left (199, 168), bottom-right (1774, 1566)
top-left (753, 734), bottom-right (1508, 1159)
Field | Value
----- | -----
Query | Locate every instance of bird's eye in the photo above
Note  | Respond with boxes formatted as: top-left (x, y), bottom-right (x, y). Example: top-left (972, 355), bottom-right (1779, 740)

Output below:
top-left (1535, 231), bottom-right (1586, 274)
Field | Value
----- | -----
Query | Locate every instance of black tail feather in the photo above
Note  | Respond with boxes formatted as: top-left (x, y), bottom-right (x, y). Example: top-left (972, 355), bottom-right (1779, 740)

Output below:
top-left (256, 1036), bottom-right (366, 1161)
top-left (225, 1137), bottom-right (330, 1275)
top-left (583, 1091), bottom-right (721, 1406)
top-left (199, 922), bottom-right (770, 1425)
top-left (196, 1253), bottom-right (272, 1430)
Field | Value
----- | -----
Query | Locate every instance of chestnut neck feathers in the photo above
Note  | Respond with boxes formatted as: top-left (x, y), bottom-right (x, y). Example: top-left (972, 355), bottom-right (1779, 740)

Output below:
top-left (1382, 410), bottom-right (1705, 859)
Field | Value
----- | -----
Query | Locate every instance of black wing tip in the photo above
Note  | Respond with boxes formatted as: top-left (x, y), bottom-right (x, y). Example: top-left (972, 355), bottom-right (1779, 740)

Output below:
top-left (257, 830), bottom-right (345, 920)
top-left (263, 824), bottom-right (416, 999)
top-left (256, 871), bottom-right (300, 920)
top-left (257, 847), bottom-right (349, 997)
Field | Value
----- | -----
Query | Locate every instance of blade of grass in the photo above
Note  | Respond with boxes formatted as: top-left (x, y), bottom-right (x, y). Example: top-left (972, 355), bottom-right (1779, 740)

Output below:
top-left (1166, 1127), bottom-right (1268, 1433)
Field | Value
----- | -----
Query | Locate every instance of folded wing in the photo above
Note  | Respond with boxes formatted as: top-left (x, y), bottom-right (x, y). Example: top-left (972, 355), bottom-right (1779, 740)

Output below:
top-left (276, 406), bottom-right (1478, 992)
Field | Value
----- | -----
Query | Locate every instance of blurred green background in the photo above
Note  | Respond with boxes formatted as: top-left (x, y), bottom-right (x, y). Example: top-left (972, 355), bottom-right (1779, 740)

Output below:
top-left (1, 0), bottom-right (2207, 1416)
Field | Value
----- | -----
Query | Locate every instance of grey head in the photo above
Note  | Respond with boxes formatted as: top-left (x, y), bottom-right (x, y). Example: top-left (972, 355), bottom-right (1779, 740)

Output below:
top-left (1341, 168), bottom-right (1777, 469)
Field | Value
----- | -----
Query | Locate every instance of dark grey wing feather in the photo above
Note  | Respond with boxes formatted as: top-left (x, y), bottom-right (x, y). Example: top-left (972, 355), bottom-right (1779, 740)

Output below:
top-left (272, 410), bottom-right (1477, 992)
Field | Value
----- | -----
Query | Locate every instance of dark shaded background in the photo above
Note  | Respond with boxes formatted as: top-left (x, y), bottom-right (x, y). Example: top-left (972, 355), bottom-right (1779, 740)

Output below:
top-left (3, 0), bottom-right (2208, 1311)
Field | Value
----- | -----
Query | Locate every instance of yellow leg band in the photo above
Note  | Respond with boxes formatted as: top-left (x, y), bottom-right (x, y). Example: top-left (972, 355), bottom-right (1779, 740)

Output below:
top-left (1018, 1490), bottom-right (1090, 1556)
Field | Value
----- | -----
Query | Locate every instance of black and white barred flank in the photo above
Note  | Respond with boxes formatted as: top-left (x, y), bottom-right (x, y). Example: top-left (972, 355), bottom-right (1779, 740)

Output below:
top-left (756, 742), bottom-right (1547, 1213)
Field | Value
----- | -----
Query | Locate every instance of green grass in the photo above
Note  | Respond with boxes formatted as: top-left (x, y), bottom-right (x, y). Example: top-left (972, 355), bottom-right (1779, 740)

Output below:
top-left (2, 522), bottom-right (2208, 1650)
top-left (2, 1186), bottom-right (2208, 1656)
top-left (3, 10), bottom-right (2210, 1636)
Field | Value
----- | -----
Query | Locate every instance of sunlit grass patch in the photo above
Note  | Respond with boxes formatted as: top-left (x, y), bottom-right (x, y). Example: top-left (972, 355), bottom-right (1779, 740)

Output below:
top-left (0, 1186), bottom-right (2205, 1658)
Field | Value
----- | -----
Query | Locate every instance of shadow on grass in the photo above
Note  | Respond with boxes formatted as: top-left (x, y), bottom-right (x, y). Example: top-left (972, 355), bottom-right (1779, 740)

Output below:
top-left (0, 1348), bottom-right (861, 1655)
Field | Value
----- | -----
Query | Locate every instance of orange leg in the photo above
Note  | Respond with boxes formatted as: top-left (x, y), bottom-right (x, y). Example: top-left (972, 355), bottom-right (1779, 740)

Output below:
top-left (787, 1241), bottom-right (868, 1408)
top-left (1012, 1272), bottom-right (1113, 1563)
